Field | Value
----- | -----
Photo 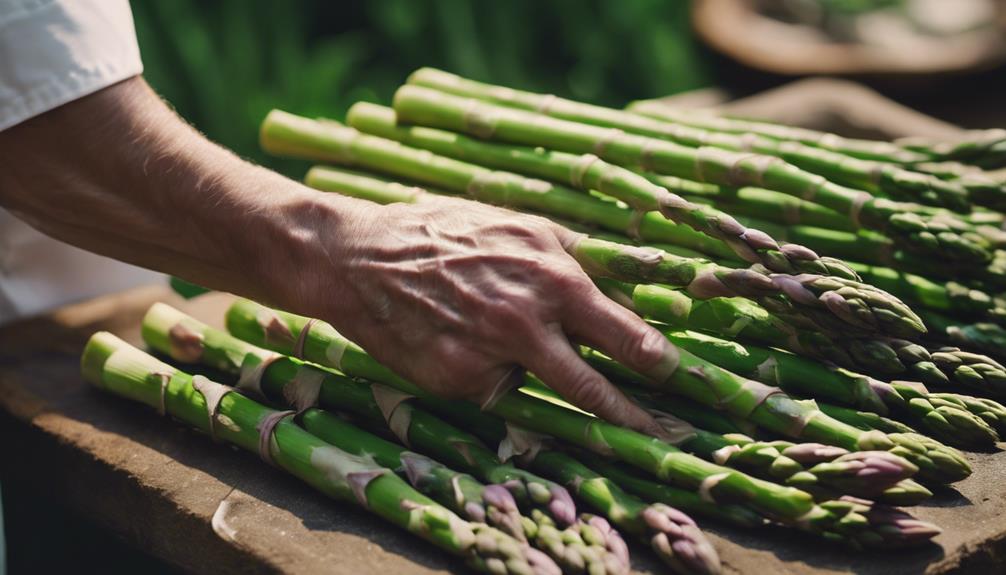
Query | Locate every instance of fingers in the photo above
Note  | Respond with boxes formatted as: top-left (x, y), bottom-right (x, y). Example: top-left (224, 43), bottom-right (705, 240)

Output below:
top-left (562, 286), bottom-right (680, 384)
top-left (524, 328), bottom-right (665, 437)
top-left (537, 216), bottom-right (585, 252)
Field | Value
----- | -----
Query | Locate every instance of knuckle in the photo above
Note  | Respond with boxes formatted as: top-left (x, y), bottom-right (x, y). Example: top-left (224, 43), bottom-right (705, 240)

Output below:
top-left (620, 325), bottom-right (668, 371)
top-left (564, 372), bottom-right (610, 413)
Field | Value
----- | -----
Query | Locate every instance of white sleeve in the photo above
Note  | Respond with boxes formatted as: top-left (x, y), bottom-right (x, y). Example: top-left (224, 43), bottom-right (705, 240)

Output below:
top-left (0, 0), bottom-right (143, 132)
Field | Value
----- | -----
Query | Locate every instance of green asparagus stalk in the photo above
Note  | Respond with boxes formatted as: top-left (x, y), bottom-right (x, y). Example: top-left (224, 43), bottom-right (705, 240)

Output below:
top-left (623, 99), bottom-right (926, 164)
top-left (908, 163), bottom-right (1006, 209)
top-left (526, 450), bottom-right (722, 575)
top-left (670, 183), bottom-right (856, 233)
top-left (140, 304), bottom-right (579, 529)
top-left (404, 391), bottom-right (932, 546)
top-left (517, 381), bottom-right (928, 503)
top-left (578, 459), bottom-right (765, 528)
top-left (299, 410), bottom-right (524, 535)
top-left (602, 279), bottom-right (1006, 397)
top-left (926, 392), bottom-right (1006, 436)
top-left (619, 392), bottom-right (933, 506)
top-left (345, 102), bottom-right (856, 279)
top-left (426, 390), bottom-right (935, 543)
top-left (81, 333), bottom-right (557, 575)
top-left (676, 205), bottom-right (1006, 325)
top-left (225, 299), bottom-right (967, 489)
top-left (297, 162), bottom-right (925, 340)
top-left (675, 201), bottom-right (1006, 289)
top-left (607, 285), bottom-right (1001, 444)
top-left (621, 327), bottom-right (998, 448)
top-left (897, 129), bottom-right (1006, 168)
top-left (628, 101), bottom-right (1006, 176)
top-left (224, 301), bottom-right (946, 544)
top-left (818, 400), bottom-right (999, 451)
top-left (391, 83), bottom-right (992, 267)
top-left (629, 102), bottom-right (1006, 209)
top-left (154, 293), bottom-right (706, 574)
top-left (407, 68), bottom-right (971, 211)
top-left (587, 459), bottom-right (935, 547)
top-left (920, 308), bottom-right (1006, 364)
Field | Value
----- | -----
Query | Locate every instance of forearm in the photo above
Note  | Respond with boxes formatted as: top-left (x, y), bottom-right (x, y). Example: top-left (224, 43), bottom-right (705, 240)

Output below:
top-left (0, 76), bottom-right (360, 303)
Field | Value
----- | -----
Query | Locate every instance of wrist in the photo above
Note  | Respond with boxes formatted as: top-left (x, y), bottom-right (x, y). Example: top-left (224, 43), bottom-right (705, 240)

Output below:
top-left (234, 173), bottom-right (369, 309)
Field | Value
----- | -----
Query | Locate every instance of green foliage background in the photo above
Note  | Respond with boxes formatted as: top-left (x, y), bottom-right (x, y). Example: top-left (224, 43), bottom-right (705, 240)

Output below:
top-left (130, 0), bottom-right (710, 175)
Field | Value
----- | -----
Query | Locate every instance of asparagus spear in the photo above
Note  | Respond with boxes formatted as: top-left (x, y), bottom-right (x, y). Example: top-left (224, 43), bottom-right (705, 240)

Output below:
top-left (294, 161), bottom-right (924, 340)
top-left (307, 166), bottom-right (1005, 385)
top-left (390, 83), bottom-right (992, 267)
top-left (668, 178), bottom-right (1006, 243)
top-left (897, 129), bottom-right (1006, 168)
top-left (672, 203), bottom-right (1006, 325)
top-left (603, 279), bottom-right (1006, 397)
top-left (140, 304), bottom-right (578, 529)
top-left (81, 333), bottom-right (557, 575)
top-left (526, 450), bottom-right (722, 575)
top-left (394, 384), bottom-right (930, 543)
top-left (665, 176), bottom-right (1006, 262)
top-left (224, 300), bottom-right (946, 543)
top-left (150, 301), bottom-right (933, 547)
top-left (224, 299), bottom-right (968, 487)
top-left (582, 458), bottom-right (935, 548)
top-left (921, 308), bottom-right (1006, 364)
top-left (578, 458), bottom-right (764, 529)
top-left (599, 327), bottom-right (999, 449)
top-left (813, 401), bottom-right (999, 451)
top-left (407, 68), bottom-right (972, 211)
top-left (630, 103), bottom-right (1006, 210)
top-left (670, 183), bottom-right (857, 233)
top-left (623, 99), bottom-right (926, 164)
top-left (908, 163), bottom-right (1006, 209)
top-left (345, 101), bottom-right (855, 279)
top-left (628, 100), bottom-right (1006, 175)
top-left (299, 410), bottom-right (627, 574)
top-left (621, 393), bottom-right (933, 506)
top-left (300, 410), bottom-right (524, 534)
top-left (516, 381), bottom-right (928, 504)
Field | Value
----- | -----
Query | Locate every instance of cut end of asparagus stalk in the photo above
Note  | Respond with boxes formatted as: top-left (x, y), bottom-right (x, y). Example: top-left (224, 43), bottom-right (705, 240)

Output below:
top-left (82, 332), bottom-right (178, 409)
top-left (259, 109), bottom-right (355, 164)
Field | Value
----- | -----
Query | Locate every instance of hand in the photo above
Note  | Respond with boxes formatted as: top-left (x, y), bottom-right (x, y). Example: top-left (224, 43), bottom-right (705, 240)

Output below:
top-left (269, 193), bottom-right (674, 436)
top-left (0, 76), bottom-right (672, 435)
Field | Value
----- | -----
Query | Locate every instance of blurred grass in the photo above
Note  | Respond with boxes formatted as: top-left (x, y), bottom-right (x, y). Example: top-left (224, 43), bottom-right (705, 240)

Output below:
top-left (131, 0), bottom-right (710, 176)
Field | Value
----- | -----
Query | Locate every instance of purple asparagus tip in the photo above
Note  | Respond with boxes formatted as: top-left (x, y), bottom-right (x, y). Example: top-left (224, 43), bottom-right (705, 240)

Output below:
top-left (548, 485), bottom-right (577, 527)
top-left (463, 501), bottom-right (487, 523)
top-left (586, 514), bottom-right (631, 570)
top-left (643, 504), bottom-right (721, 574)
top-left (740, 227), bottom-right (781, 251)
top-left (813, 452), bottom-right (917, 496)
top-left (780, 443), bottom-right (848, 464)
top-left (483, 483), bottom-right (520, 512)
top-left (857, 499), bottom-right (942, 546)
top-left (525, 545), bottom-right (563, 575)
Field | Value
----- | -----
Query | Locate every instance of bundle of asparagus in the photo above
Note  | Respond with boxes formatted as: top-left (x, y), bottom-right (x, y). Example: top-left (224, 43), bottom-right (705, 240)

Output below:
top-left (84, 67), bottom-right (1006, 570)
top-left (82, 333), bottom-right (559, 575)
top-left (223, 299), bottom-right (943, 545)
top-left (260, 110), bottom-right (926, 341)
top-left (141, 303), bottom-right (723, 574)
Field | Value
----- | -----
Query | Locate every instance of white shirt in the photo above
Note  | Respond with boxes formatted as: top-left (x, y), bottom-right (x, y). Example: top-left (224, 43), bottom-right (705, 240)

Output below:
top-left (0, 0), bottom-right (161, 323)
